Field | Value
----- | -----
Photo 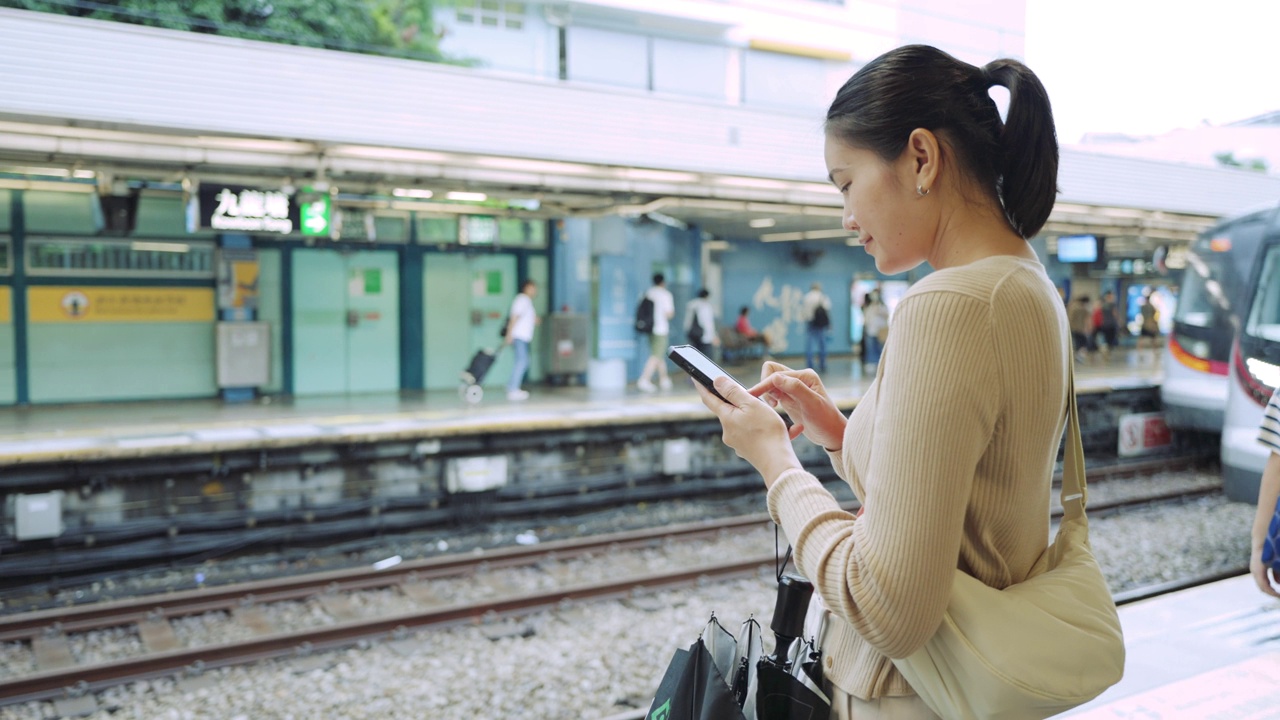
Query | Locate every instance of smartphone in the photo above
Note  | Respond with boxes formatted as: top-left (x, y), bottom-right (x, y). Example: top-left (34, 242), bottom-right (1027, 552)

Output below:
top-left (668, 344), bottom-right (746, 403)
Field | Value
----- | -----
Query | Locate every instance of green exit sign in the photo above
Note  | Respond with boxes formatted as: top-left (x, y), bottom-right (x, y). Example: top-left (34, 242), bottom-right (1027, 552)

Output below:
top-left (300, 192), bottom-right (331, 237)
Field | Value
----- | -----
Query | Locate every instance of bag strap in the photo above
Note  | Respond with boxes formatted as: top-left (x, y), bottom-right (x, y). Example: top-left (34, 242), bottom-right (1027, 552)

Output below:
top-left (1060, 361), bottom-right (1088, 521)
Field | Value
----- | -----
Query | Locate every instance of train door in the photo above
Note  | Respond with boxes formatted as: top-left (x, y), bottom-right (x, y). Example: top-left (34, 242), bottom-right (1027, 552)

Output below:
top-left (292, 249), bottom-right (400, 395)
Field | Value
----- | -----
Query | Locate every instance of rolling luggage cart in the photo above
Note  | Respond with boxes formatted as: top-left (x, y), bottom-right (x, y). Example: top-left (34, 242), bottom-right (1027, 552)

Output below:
top-left (459, 347), bottom-right (500, 404)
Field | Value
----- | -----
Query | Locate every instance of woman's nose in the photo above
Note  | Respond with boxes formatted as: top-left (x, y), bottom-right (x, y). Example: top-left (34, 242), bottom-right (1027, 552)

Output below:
top-left (843, 214), bottom-right (859, 232)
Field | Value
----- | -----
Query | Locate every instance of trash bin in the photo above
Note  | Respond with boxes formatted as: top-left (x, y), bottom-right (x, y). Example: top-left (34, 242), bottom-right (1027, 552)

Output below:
top-left (548, 313), bottom-right (590, 379)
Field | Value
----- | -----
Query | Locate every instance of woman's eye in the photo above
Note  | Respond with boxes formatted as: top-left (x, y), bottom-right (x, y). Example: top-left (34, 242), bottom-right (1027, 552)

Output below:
top-left (839, 183), bottom-right (851, 193)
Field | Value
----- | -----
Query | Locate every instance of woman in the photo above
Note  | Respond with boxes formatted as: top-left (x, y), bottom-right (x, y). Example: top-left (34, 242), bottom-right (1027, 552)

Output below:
top-left (694, 45), bottom-right (1066, 719)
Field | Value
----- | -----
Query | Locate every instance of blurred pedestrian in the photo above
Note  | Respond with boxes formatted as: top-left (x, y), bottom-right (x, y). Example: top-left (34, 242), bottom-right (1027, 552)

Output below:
top-left (803, 282), bottom-right (833, 373)
top-left (735, 306), bottom-right (771, 351)
top-left (684, 288), bottom-right (718, 356)
top-left (503, 279), bottom-right (538, 401)
top-left (1137, 289), bottom-right (1161, 351)
top-left (862, 289), bottom-right (890, 369)
top-left (1093, 290), bottom-right (1120, 359)
top-left (1069, 294), bottom-right (1095, 363)
top-left (637, 273), bottom-right (675, 392)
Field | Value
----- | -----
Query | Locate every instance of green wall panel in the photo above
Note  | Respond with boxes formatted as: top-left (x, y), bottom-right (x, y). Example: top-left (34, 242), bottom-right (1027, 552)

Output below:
top-left (0, 189), bottom-right (10, 231)
top-left (24, 190), bottom-right (98, 234)
top-left (423, 254), bottom-right (470, 390)
top-left (292, 251), bottom-right (347, 395)
top-left (257, 249), bottom-right (284, 393)
top-left (527, 255), bottom-right (549, 381)
top-left (0, 323), bottom-right (15, 404)
top-left (28, 322), bottom-right (216, 403)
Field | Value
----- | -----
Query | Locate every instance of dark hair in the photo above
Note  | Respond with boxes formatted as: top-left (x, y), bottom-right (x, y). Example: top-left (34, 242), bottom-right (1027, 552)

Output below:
top-left (697, 288), bottom-right (710, 299)
top-left (825, 44), bottom-right (1058, 239)
top-left (653, 273), bottom-right (665, 285)
top-left (739, 306), bottom-right (749, 316)
top-left (521, 279), bottom-right (536, 292)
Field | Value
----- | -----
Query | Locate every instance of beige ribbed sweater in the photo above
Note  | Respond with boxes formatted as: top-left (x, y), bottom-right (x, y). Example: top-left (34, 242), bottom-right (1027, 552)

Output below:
top-left (766, 255), bottom-right (1071, 700)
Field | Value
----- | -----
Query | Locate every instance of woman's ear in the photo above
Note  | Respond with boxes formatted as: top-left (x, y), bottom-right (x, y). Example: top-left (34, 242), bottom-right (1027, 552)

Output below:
top-left (906, 128), bottom-right (941, 194)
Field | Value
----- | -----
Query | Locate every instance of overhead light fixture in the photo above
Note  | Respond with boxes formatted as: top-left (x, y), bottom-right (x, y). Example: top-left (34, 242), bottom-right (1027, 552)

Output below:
top-left (760, 231), bottom-right (804, 242)
top-left (446, 191), bottom-right (488, 202)
top-left (393, 188), bottom-right (434, 199)
top-left (762, 228), bottom-right (853, 242)
top-left (647, 211), bottom-right (688, 230)
top-left (803, 228), bottom-right (854, 240)
top-left (131, 241), bottom-right (190, 253)
top-left (749, 218), bottom-right (777, 229)
top-left (703, 240), bottom-right (732, 250)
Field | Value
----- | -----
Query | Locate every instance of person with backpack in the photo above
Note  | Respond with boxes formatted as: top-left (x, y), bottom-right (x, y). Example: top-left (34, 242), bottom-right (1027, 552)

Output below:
top-left (636, 273), bottom-right (675, 392)
top-left (683, 288), bottom-right (718, 357)
top-left (803, 282), bottom-right (833, 373)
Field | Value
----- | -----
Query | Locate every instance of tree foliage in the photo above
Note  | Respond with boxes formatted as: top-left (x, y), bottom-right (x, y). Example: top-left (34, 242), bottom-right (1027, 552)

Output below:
top-left (1, 0), bottom-right (448, 61)
top-left (1214, 151), bottom-right (1269, 174)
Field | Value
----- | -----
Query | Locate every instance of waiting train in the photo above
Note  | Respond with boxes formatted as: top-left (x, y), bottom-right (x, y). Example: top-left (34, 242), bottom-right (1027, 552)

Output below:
top-left (1222, 209), bottom-right (1280, 502)
top-left (1161, 207), bottom-right (1271, 433)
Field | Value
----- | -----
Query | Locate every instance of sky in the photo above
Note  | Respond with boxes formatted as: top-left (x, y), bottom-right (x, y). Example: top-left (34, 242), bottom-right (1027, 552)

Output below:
top-left (1024, 0), bottom-right (1280, 144)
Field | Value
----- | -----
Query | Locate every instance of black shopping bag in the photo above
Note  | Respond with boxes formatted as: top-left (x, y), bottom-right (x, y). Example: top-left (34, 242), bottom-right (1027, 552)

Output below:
top-left (647, 638), bottom-right (747, 720)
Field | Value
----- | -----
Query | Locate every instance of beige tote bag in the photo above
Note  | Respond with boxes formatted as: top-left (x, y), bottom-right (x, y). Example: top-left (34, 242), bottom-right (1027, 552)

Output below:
top-left (890, 365), bottom-right (1125, 720)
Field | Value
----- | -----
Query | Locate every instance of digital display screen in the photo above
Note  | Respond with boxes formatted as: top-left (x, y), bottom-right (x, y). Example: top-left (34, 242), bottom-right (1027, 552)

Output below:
top-left (1058, 235), bottom-right (1099, 263)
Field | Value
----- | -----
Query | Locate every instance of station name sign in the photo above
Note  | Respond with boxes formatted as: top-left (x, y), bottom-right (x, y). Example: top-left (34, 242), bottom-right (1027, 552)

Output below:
top-left (197, 184), bottom-right (298, 235)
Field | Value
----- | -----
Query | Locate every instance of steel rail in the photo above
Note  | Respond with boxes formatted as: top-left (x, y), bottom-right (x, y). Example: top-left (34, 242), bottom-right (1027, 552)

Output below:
top-left (0, 513), bottom-right (772, 642)
top-left (0, 465), bottom-right (1219, 642)
top-left (0, 555), bottom-right (775, 707)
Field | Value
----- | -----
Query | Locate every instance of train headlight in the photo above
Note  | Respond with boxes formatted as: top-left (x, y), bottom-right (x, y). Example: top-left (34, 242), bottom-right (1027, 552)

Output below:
top-left (1245, 357), bottom-right (1280, 389)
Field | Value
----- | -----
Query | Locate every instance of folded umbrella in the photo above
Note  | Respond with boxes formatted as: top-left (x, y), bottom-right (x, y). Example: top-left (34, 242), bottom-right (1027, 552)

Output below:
top-left (647, 615), bottom-right (749, 720)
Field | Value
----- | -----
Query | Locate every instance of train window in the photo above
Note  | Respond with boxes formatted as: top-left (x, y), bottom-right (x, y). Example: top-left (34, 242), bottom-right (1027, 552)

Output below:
top-left (0, 190), bottom-right (10, 232)
top-left (1244, 245), bottom-right (1280, 343)
top-left (25, 237), bottom-right (215, 278)
top-left (0, 238), bottom-right (10, 274)
top-left (1174, 249), bottom-right (1229, 328)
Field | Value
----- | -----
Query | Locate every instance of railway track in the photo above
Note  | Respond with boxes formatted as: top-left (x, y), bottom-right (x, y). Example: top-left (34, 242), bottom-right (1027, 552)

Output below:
top-left (0, 460), bottom-right (1229, 708)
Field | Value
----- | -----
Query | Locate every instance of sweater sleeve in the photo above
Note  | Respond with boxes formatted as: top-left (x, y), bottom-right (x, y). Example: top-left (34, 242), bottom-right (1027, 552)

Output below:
top-left (767, 290), bottom-right (1000, 659)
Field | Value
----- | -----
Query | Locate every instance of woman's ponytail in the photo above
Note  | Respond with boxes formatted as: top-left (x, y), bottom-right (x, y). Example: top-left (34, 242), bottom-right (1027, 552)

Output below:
top-left (827, 46), bottom-right (1060, 240)
top-left (983, 59), bottom-right (1059, 239)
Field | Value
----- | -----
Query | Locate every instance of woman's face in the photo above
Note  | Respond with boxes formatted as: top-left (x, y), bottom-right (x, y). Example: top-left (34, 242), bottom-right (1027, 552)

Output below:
top-left (824, 134), bottom-right (932, 275)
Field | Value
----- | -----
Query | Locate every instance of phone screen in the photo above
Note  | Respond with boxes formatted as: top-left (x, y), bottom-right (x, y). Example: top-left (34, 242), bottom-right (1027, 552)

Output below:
top-left (668, 344), bottom-right (743, 402)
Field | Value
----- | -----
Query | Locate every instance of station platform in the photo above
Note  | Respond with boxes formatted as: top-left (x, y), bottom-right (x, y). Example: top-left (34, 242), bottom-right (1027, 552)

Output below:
top-left (1066, 573), bottom-right (1280, 719)
top-left (0, 351), bottom-right (1164, 466)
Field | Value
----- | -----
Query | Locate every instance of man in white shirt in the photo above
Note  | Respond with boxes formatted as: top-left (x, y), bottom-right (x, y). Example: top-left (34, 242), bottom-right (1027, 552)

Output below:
top-left (637, 273), bottom-right (675, 392)
top-left (504, 279), bottom-right (538, 401)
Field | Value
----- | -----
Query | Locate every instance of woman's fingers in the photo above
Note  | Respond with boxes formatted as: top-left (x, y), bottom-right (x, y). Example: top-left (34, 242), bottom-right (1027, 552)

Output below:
top-left (788, 422), bottom-right (805, 441)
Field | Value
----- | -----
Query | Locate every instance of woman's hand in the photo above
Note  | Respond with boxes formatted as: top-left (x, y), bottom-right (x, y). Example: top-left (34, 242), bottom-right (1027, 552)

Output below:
top-left (1251, 544), bottom-right (1280, 598)
top-left (693, 376), bottom-right (801, 487)
top-left (750, 361), bottom-right (847, 452)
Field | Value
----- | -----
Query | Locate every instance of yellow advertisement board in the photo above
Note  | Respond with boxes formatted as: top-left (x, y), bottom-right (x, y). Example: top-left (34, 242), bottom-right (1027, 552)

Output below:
top-left (0, 287), bottom-right (10, 324)
top-left (29, 287), bottom-right (215, 323)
